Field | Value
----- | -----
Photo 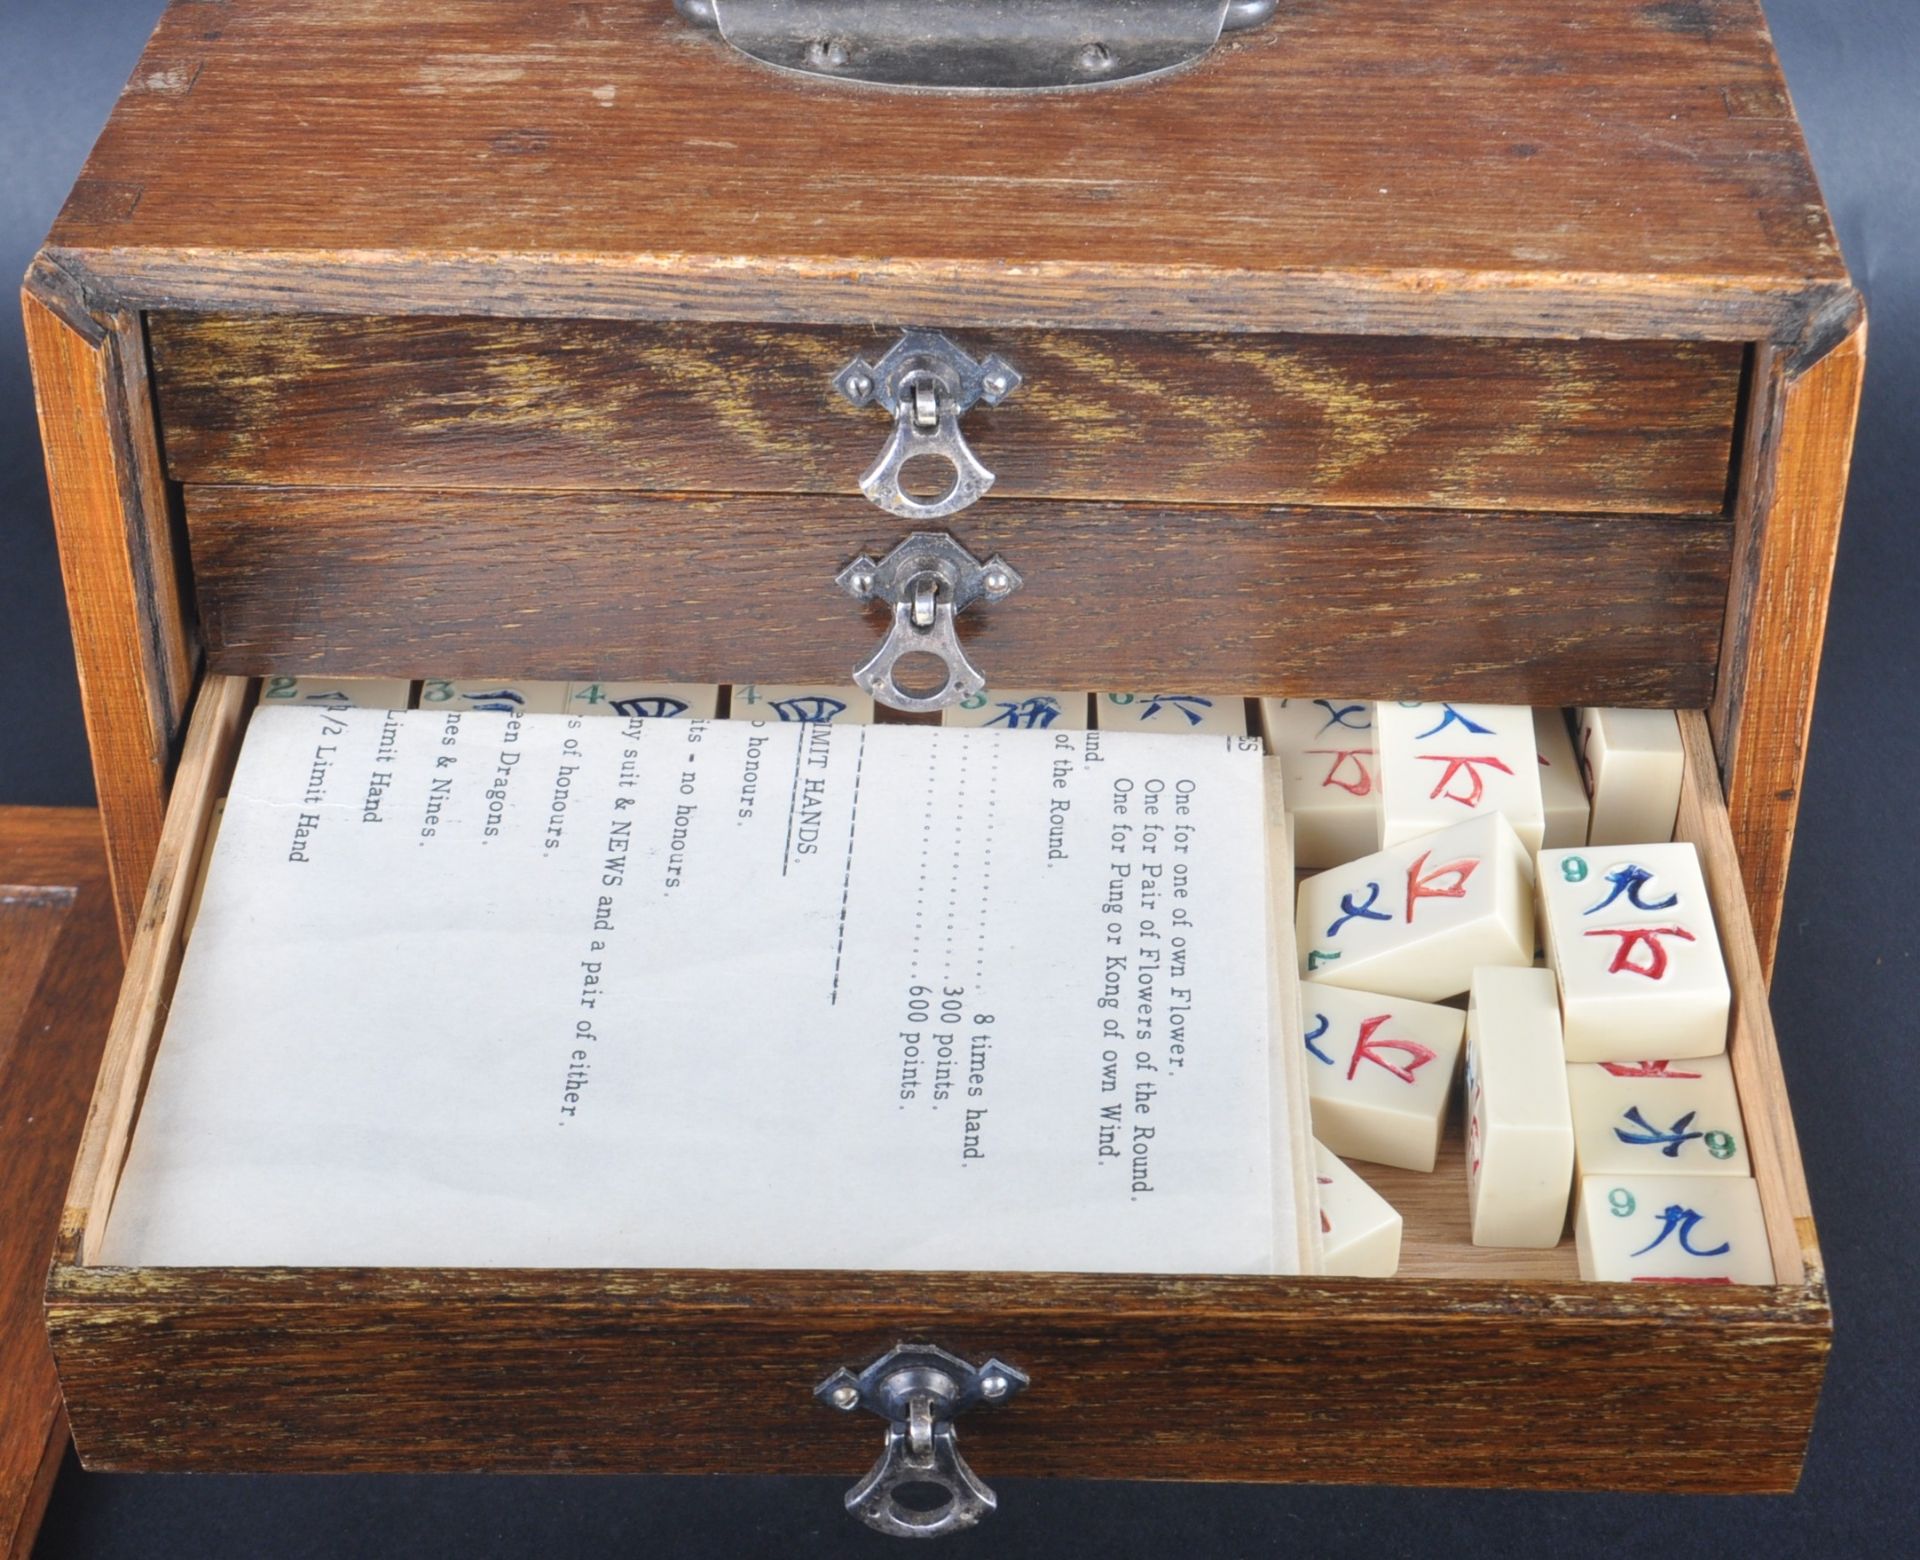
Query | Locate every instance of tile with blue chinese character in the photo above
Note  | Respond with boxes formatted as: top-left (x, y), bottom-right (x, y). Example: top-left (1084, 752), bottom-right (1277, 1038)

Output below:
top-left (1095, 692), bottom-right (1248, 736)
top-left (1375, 700), bottom-right (1545, 854)
top-left (1301, 983), bottom-right (1464, 1172)
top-left (728, 684), bottom-right (873, 724)
top-left (257, 675), bottom-right (414, 710)
top-left (564, 682), bottom-right (720, 720)
top-left (1575, 1174), bottom-right (1772, 1284)
top-left (1257, 697), bottom-right (1379, 868)
top-left (417, 679), bottom-right (571, 715)
top-left (1296, 812), bottom-right (1534, 1002)
top-left (1567, 1055), bottom-right (1749, 1178)
top-left (1313, 1140), bottom-right (1402, 1278)
top-left (942, 689), bottom-right (1088, 731)
top-left (1538, 842), bottom-right (1729, 1062)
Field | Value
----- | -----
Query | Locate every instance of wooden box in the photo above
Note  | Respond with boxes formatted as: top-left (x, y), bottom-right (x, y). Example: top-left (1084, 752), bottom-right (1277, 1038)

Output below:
top-left (25, 0), bottom-right (1861, 1510)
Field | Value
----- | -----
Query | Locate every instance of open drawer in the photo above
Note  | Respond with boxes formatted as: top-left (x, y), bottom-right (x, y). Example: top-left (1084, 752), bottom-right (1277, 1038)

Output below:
top-left (47, 675), bottom-right (1827, 1494)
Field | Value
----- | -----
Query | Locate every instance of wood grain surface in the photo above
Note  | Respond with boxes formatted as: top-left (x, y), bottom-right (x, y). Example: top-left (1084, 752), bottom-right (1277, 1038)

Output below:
top-left (181, 489), bottom-right (1732, 707)
top-left (0, 810), bottom-right (119, 1559)
top-left (42, 1), bottom-right (1849, 343)
top-left (21, 279), bottom-right (197, 947)
top-left (1712, 324), bottom-right (1867, 972)
top-left (149, 315), bottom-right (1743, 516)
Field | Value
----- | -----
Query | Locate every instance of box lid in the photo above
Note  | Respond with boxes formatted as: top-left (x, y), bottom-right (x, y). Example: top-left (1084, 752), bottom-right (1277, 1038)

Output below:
top-left (41, 0), bottom-right (1851, 344)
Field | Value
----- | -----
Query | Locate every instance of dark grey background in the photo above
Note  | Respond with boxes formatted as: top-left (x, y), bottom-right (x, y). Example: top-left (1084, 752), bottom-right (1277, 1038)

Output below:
top-left (4, 2), bottom-right (1915, 1555)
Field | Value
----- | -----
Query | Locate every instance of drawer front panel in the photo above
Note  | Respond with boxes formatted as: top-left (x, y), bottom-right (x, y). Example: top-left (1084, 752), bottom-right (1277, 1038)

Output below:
top-left (183, 487), bottom-right (1731, 707)
top-left (149, 315), bottom-right (1743, 516)
top-left (50, 1266), bottom-right (1823, 1491)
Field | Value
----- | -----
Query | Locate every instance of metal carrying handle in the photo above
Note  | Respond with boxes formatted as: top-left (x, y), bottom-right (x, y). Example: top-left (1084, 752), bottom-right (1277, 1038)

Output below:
top-left (836, 532), bottom-right (1022, 714)
top-left (674, 1), bottom-right (1282, 91)
top-left (835, 331), bottom-right (1019, 522)
top-left (817, 1344), bottom-right (1029, 1540)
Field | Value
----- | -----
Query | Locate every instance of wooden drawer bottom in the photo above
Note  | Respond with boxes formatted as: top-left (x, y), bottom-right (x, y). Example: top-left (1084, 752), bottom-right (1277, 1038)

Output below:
top-left (47, 679), bottom-right (1826, 1492)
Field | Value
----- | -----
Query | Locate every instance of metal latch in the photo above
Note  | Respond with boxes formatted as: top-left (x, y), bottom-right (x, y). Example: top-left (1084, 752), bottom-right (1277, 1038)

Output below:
top-left (817, 1344), bottom-right (1029, 1538)
top-left (835, 331), bottom-right (1020, 522)
top-left (674, 1), bottom-right (1281, 91)
top-left (836, 532), bottom-right (1021, 713)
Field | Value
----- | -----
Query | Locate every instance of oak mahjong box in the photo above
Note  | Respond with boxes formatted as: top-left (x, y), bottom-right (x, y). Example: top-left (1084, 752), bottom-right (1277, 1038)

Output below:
top-left (25, 0), bottom-right (1860, 1517)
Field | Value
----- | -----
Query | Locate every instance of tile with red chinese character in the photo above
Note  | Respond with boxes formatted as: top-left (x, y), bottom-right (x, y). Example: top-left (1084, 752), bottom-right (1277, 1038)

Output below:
top-left (417, 678), bottom-right (571, 715)
top-left (1374, 700), bottom-right (1545, 853)
top-left (564, 682), bottom-right (721, 719)
top-left (1312, 1140), bottom-right (1402, 1278)
top-left (1301, 984), bottom-right (1464, 1172)
top-left (1567, 1055), bottom-right (1750, 1178)
top-left (1257, 697), bottom-right (1379, 868)
top-left (1537, 842), bottom-right (1729, 1062)
top-left (1574, 1174), bottom-right (1772, 1285)
top-left (1094, 692), bottom-right (1248, 736)
top-left (942, 689), bottom-right (1089, 731)
top-left (1533, 707), bottom-right (1591, 849)
top-left (1296, 812), bottom-right (1535, 1002)
top-left (728, 685), bottom-right (873, 724)
top-left (1465, 967), bottom-right (1575, 1248)
top-left (1576, 707), bottom-right (1684, 847)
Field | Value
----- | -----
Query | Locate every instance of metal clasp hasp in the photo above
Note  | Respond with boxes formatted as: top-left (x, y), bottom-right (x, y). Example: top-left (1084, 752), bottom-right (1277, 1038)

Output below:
top-left (834, 331), bottom-right (1020, 522)
top-left (816, 1344), bottom-right (1029, 1539)
top-left (836, 532), bottom-right (1021, 714)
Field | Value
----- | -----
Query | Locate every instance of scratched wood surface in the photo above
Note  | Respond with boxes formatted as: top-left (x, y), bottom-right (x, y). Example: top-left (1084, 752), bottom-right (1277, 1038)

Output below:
top-left (42, 0), bottom-right (1848, 343)
top-left (1711, 324), bottom-right (1867, 971)
top-left (45, 684), bottom-right (1826, 1490)
top-left (149, 316), bottom-right (1744, 516)
top-left (0, 810), bottom-right (120, 1559)
top-left (181, 489), bottom-right (1732, 707)
top-left (22, 279), bottom-right (197, 947)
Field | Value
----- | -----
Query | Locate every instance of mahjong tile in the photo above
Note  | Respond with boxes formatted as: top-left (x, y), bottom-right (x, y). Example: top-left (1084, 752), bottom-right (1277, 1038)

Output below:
top-left (1567, 1054), bottom-right (1749, 1178)
top-left (1577, 707), bottom-right (1684, 847)
top-left (1301, 984), bottom-right (1464, 1172)
top-left (1538, 843), bottom-right (1729, 1062)
top-left (1375, 700), bottom-right (1545, 854)
top-left (1465, 966), bottom-right (1575, 1248)
top-left (1575, 1174), bottom-right (1772, 1285)
top-left (1297, 812), bottom-right (1534, 1001)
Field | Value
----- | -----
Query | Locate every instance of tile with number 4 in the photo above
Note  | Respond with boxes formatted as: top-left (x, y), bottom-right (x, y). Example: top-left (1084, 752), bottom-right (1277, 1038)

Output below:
top-left (565, 682), bottom-right (720, 719)
top-left (1301, 984), bottom-right (1464, 1172)
top-left (1375, 701), bottom-right (1545, 853)
top-left (1575, 1174), bottom-right (1772, 1285)
top-left (1313, 1140), bottom-right (1403, 1278)
top-left (1257, 697), bottom-right (1379, 868)
top-left (1297, 812), bottom-right (1535, 1002)
top-left (1567, 1055), bottom-right (1749, 1178)
top-left (729, 685), bottom-right (873, 724)
top-left (1538, 842), bottom-right (1729, 1062)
